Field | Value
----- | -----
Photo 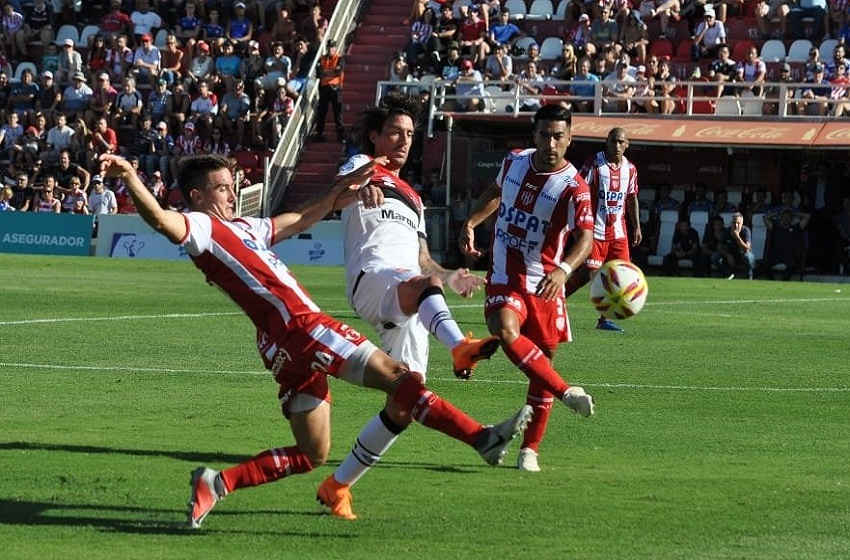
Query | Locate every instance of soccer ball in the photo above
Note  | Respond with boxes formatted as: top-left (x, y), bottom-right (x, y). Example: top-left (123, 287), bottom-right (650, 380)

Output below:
top-left (589, 260), bottom-right (649, 319)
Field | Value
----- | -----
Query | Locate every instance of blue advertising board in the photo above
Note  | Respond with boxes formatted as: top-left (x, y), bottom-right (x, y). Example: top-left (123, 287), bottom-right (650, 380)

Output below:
top-left (0, 212), bottom-right (94, 256)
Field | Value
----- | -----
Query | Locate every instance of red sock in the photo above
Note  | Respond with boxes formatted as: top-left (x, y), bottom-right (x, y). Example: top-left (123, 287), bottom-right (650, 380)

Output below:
top-left (503, 336), bottom-right (569, 398)
top-left (220, 446), bottom-right (313, 493)
top-left (521, 381), bottom-right (555, 452)
top-left (393, 373), bottom-right (483, 445)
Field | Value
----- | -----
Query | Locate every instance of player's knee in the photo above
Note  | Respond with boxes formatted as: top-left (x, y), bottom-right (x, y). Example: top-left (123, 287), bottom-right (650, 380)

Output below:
top-left (385, 369), bottom-right (425, 426)
top-left (303, 441), bottom-right (330, 467)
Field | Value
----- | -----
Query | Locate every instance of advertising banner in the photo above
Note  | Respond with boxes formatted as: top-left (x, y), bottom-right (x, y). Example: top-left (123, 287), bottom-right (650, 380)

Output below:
top-left (0, 212), bottom-right (93, 256)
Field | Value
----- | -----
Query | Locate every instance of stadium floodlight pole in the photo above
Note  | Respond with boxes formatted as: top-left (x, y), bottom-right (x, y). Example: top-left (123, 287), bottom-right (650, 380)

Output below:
top-left (445, 115), bottom-right (454, 208)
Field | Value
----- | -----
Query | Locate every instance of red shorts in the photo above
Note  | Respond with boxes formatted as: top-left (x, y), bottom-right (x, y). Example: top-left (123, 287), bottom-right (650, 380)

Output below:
top-left (586, 237), bottom-right (631, 270)
top-left (484, 284), bottom-right (571, 351)
top-left (256, 313), bottom-right (370, 418)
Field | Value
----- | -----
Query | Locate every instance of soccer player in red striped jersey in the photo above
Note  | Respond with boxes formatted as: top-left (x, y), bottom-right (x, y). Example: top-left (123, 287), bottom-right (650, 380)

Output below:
top-left (460, 105), bottom-right (596, 473)
top-left (98, 152), bottom-right (532, 529)
top-left (563, 127), bottom-right (643, 333)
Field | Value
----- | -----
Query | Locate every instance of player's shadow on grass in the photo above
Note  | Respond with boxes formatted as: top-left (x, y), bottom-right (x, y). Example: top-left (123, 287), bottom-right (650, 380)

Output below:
top-left (0, 441), bottom-right (483, 474)
top-left (0, 499), bottom-right (356, 538)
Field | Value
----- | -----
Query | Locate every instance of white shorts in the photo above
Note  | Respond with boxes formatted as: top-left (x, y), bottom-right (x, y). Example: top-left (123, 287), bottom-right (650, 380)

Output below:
top-left (350, 268), bottom-right (430, 376)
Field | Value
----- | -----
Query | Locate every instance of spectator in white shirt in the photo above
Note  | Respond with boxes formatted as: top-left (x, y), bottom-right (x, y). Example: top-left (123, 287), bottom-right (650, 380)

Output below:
top-left (46, 113), bottom-right (75, 159)
top-left (691, 5), bottom-right (726, 60)
top-left (133, 33), bottom-right (161, 84)
top-left (131, 0), bottom-right (162, 42)
top-left (87, 175), bottom-right (118, 214)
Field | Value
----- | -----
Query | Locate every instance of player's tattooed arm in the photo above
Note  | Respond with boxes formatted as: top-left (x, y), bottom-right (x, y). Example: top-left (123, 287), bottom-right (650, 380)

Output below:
top-left (419, 238), bottom-right (485, 297)
top-left (460, 181), bottom-right (501, 258)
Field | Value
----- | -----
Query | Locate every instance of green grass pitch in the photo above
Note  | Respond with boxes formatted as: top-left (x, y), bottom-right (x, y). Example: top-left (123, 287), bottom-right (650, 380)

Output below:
top-left (1, 254), bottom-right (849, 559)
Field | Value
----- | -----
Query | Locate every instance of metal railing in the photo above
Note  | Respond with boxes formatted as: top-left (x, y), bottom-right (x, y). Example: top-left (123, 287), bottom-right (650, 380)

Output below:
top-left (264, 0), bottom-right (365, 215)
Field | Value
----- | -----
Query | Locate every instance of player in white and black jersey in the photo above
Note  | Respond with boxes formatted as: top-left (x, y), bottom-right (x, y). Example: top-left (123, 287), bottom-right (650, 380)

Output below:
top-left (318, 92), bottom-right (508, 519)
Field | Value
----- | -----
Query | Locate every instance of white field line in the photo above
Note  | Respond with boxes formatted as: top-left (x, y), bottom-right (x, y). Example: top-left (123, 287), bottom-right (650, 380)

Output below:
top-left (1, 296), bottom-right (848, 327)
top-left (1, 361), bottom-right (849, 393)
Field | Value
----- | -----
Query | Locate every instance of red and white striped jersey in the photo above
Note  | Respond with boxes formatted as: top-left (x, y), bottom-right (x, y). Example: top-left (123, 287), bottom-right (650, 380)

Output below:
top-left (581, 151), bottom-right (639, 241)
top-left (175, 134), bottom-right (203, 156)
top-left (489, 148), bottom-right (594, 294)
top-left (181, 213), bottom-right (321, 340)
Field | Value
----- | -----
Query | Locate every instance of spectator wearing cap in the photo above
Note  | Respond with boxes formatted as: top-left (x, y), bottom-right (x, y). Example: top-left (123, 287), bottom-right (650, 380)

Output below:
top-left (131, 0), bottom-right (162, 45)
top-left (148, 78), bottom-right (173, 125)
top-left (10, 69), bottom-right (38, 117)
top-left (133, 33), bottom-right (162, 84)
top-left (458, 4), bottom-right (489, 64)
top-left (240, 40), bottom-right (265, 94)
top-left (161, 34), bottom-right (185, 85)
top-left (1, 3), bottom-right (26, 58)
top-left (46, 113), bottom-right (74, 160)
top-left (692, 6), bottom-right (726, 60)
top-left (218, 79), bottom-right (251, 147)
top-left (764, 63), bottom-right (796, 115)
top-left (632, 64), bottom-right (655, 112)
top-left (186, 41), bottom-right (213, 87)
top-left (102, 0), bottom-right (132, 38)
top-left (313, 40), bottom-right (345, 142)
top-left (87, 174), bottom-right (117, 215)
top-left (215, 41), bottom-right (243, 90)
top-left (57, 38), bottom-right (84, 87)
top-left (619, 11), bottom-right (649, 64)
top-left (62, 72), bottom-right (93, 117)
top-left (592, 5), bottom-right (620, 50)
top-left (260, 41), bottom-right (292, 90)
top-left (228, 2), bottom-right (254, 48)
top-left (13, 125), bottom-right (41, 167)
top-left (106, 34), bottom-right (134, 82)
top-left (144, 121), bottom-right (174, 181)
top-left (799, 63), bottom-right (831, 115)
top-left (454, 58), bottom-right (485, 112)
top-left (86, 73), bottom-right (118, 126)
top-left (169, 120), bottom-right (202, 182)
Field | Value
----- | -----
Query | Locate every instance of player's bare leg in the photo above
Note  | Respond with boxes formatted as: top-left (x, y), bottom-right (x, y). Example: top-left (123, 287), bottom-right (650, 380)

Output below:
top-left (487, 306), bottom-right (595, 421)
top-left (319, 349), bottom-right (531, 519)
top-left (397, 275), bottom-right (500, 378)
top-left (188, 404), bottom-right (328, 528)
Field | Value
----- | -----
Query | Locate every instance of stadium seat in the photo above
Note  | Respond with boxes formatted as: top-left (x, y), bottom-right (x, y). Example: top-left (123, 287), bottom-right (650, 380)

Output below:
top-left (648, 210), bottom-right (679, 266)
top-left (739, 90), bottom-right (763, 115)
top-left (732, 40), bottom-right (755, 61)
top-left (751, 213), bottom-right (767, 259)
top-left (649, 39), bottom-right (674, 60)
top-left (512, 36), bottom-right (538, 58)
top-left (638, 188), bottom-right (656, 205)
top-left (640, 208), bottom-right (650, 224)
top-left (79, 25), bottom-right (101, 48)
top-left (11, 62), bottom-right (38, 83)
top-left (553, 0), bottom-right (568, 20)
top-left (760, 39), bottom-right (786, 62)
top-left (786, 39), bottom-right (812, 63)
top-left (155, 28), bottom-right (169, 48)
top-left (719, 212), bottom-right (735, 226)
top-left (673, 39), bottom-right (693, 62)
top-left (726, 190), bottom-right (743, 207)
top-left (55, 24), bottom-right (80, 46)
top-left (670, 188), bottom-right (685, 203)
top-left (527, 0), bottom-right (554, 20)
top-left (819, 39), bottom-right (838, 63)
top-left (715, 96), bottom-right (741, 116)
top-left (539, 37), bottom-right (563, 60)
top-left (690, 210), bottom-right (710, 243)
top-left (505, 0), bottom-right (528, 18)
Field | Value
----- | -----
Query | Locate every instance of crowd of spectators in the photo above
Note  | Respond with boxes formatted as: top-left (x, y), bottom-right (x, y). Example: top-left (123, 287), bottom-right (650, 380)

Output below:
top-left (1, 0), bottom-right (332, 216)
top-left (393, 0), bottom-right (850, 116)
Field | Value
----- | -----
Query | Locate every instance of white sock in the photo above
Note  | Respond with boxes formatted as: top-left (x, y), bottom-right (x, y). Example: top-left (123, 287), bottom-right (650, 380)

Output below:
top-left (334, 412), bottom-right (404, 487)
top-left (418, 289), bottom-right (465, 349)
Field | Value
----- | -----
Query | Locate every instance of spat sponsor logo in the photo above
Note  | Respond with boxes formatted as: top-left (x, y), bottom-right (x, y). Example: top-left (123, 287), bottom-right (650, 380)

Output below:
top-left (498, 203), bottom-right (549, 234)
top-left (599, 190), bottom-right (624, 202)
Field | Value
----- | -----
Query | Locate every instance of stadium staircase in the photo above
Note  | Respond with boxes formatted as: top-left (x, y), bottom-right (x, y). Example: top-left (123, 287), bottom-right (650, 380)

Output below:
top-left (286, 0), bottom-right (409, 203)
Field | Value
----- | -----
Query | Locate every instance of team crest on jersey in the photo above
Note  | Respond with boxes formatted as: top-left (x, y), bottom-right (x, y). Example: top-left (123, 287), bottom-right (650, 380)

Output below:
top-left (520, 191), bottom-right (536, 206)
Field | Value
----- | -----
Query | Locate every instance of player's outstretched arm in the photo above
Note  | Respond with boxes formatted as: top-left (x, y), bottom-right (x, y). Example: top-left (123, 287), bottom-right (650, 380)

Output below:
top-left (100, 154), bottom-right (187, 244)
top-left (270, 159), bottom-right (379, 242)
top-left (418, 238), bottom-right (486, 297)
top-left (460, 182), bottom-right (501, 258)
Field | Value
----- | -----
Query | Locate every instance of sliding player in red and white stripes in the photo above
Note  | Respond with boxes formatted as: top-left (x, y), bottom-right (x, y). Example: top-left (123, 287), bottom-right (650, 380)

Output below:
top-left (460, 105), bottom-right (596, 473)
top-left (99, 152), bottom-right (531, 529)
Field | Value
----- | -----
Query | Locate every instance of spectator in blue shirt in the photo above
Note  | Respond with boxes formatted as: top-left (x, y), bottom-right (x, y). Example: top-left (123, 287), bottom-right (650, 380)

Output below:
top-left (215, 41), bottom-right (242, 90)
top-left (489, 10), bottom-right (522, 47)
top-left (10, 68), bottom-right (38, 115)
top-left (570, 58), bottom-right (599, 112)
top-left (227, 2), bottom-right (253, 49)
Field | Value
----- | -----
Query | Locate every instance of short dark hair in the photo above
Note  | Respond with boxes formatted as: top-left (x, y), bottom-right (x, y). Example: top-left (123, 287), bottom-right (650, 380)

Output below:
top-left (353, 91), bottom-right (421, 155)
top-left (178, 155), bottom-right (231, 205)
top-left (532, 104), bottom-right (572, 130)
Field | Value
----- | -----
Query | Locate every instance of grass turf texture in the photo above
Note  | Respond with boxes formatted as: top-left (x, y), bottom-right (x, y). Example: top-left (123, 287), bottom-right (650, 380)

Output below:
top-left (1, 253), bottom-right (848, 559)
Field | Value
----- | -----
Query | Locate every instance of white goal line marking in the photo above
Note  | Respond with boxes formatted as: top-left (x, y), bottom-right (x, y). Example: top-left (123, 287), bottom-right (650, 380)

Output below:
top-left (2, 362), bottom-right (848, 393)
top-left (1, 296), bottom-right (848, 327)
